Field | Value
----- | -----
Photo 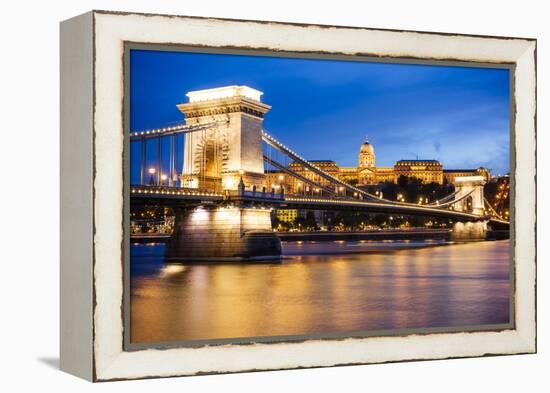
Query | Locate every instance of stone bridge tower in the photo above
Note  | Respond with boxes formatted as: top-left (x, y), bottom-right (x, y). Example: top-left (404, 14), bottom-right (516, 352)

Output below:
top-left (177, 86), bottom-right (270, 192)
top-left (453, 176), bottom-right (486, 215)
top-left (451, 176), bottom-right (488, 241)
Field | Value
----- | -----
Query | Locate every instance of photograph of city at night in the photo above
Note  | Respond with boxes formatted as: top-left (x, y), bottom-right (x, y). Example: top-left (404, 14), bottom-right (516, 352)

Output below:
top-left (128, 49), bottom-right (512, 345)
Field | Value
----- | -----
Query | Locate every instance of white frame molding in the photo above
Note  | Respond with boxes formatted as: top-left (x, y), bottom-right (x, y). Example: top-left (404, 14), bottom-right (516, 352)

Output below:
top-left (60, 10), bottom-right (536, 381)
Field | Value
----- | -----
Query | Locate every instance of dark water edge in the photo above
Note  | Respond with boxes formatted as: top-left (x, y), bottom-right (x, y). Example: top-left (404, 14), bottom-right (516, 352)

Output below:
top-left (130, 240), bottom-right (510, 344)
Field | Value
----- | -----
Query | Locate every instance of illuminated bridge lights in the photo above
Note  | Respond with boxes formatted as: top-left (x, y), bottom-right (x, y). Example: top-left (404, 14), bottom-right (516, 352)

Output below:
top-left (284, 196), bottom-right (486, 219)
top-left (130, 186), bottom-right (223, 198)
top-left (129, 120), bottom-right (230, 139)
top-left (129, 187), bottom-right (507, 224)
top-left (130, 124), bottom-right (187, 138)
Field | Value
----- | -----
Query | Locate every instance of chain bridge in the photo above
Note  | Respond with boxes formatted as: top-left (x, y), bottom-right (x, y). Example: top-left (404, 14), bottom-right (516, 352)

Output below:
top-left (130, 86), bottom-right (509, 261)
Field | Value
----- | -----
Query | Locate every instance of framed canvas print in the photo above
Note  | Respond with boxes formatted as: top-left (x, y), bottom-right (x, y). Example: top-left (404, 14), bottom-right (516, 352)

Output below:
top-left (60, 10), bottom-right (537, 381)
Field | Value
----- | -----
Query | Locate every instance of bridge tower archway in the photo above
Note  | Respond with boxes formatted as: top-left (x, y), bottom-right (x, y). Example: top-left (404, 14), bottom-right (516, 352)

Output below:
top-left (178, 86), bottom-right (271, 191)
top-left (464, 195), bottom-right (473, 213)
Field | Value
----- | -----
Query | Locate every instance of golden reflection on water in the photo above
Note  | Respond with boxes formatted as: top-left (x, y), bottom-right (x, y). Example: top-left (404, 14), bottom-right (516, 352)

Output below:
top-left (130, 240), bottom-right (510, 344)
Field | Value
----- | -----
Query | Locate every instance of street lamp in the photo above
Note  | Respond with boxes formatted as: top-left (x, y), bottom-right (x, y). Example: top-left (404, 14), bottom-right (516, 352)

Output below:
top-left (160, 174), bottom-right (168, 186)
top-left (148, 167), bottom-right (156, 185)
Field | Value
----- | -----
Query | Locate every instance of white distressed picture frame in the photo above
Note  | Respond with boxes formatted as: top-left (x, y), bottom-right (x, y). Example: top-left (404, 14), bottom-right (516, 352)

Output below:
top-left (60, 10), bottom-right (536, 381)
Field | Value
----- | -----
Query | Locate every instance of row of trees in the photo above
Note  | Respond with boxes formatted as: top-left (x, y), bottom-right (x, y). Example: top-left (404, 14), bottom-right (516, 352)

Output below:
top-left (363, 175), bottom-right (455, 204)
top-left (272, 174), bottom-right (509, 231)
top-left (484, 176), bottom-right (510, 218)
top-left (272, 210), bottom-right (452, 232)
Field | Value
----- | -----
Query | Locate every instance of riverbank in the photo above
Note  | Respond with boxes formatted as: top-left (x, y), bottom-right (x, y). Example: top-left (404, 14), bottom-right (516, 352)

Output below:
top-left (276, 229), bottom-right (450, 242)
top-left (131, 228), bottom-right (509, 243)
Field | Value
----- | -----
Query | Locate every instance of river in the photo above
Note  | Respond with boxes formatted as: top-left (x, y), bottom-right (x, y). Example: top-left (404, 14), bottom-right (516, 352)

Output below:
top-left (130, 239), bottom-right (511, 344)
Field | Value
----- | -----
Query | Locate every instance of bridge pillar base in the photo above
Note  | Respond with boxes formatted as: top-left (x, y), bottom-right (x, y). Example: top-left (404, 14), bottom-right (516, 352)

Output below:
top-left (451, 221), bottom-right (488, 241)
top-left (166, 206), bottom-right (281, 262)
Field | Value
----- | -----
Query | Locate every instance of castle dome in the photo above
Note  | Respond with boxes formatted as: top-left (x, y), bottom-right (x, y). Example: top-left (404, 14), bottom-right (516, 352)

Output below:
top-left (358, 136), bottom-right (376, 169)
top-left (360, 138), bottom-right (375, 155)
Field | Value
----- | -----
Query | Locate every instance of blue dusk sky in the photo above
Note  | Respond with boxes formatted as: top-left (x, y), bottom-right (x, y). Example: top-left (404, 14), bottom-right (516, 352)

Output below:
top-left (130, 49), bottom-right (510, 175)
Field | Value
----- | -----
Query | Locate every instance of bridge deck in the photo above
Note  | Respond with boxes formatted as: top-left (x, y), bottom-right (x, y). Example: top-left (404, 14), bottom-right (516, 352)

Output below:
top-left (129, 186), bottom-right (508, 226)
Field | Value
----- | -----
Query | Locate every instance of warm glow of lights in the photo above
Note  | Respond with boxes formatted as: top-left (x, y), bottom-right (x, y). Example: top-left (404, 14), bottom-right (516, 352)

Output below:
top-left (148, 167), bottom-right (156, 174)
top-left (160, 174), bottom-right (168, 181)
top-left (223, 177), bottom-right (236, 190)
top-left (191, 206), bottom-right (209, 222)
top-left (160, 265), bottom-right (187, 278)
top-left (187, 85), bottom-right (263, 103)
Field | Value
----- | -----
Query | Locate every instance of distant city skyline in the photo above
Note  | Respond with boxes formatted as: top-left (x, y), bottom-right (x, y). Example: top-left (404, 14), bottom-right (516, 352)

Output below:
top-left (130, 49), bottom-right (510, 175)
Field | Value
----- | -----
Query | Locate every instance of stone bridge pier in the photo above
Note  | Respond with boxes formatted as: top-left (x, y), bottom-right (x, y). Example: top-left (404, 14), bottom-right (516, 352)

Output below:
top-left (450, 176), bottom-right (488, 241)
top-left (166, 205), bottom-right (281, 262)
top-left (450, 220), bottom-right (489, 241)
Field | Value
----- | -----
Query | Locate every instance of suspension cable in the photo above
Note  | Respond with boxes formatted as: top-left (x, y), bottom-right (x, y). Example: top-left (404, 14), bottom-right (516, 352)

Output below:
top-left (433, 189), bottom-right (475, 208)
top-left (484, 197), bottom-right (506, 220)
top-left (264, 155), bottom-right (336, 195)
top-left (129, 120), bottom-right (227, 140)
top-left (425, 190), bottom-right (459, 206)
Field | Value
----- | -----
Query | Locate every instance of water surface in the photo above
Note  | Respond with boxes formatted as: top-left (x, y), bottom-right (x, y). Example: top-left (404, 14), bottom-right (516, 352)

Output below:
top-left (130, 240), bottom-right (510, 344)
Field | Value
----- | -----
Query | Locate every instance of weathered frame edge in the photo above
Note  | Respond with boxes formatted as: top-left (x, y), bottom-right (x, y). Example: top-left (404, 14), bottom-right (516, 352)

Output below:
top-left (88, 11), bottom-right (537, 382)
top-left (59, 11), bottom-right (95, 382)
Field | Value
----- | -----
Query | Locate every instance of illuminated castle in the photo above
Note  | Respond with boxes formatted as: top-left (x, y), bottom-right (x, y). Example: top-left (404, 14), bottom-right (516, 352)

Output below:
top-left (266, 136), bottom-right (491, 192)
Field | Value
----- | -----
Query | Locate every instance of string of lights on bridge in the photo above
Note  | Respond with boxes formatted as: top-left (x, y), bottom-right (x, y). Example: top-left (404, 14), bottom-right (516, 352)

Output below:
top-left (130, 186), bottom-right (223, 198)
top-left (129, 120), bottom-right (228, 139)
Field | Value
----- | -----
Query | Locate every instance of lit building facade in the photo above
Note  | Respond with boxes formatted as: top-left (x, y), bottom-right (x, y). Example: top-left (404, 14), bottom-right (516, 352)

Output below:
top-left (393, 160), bottom-right (444, 184)
top-left (357, 138), bottom-right (376, 185)
top-left (276, 209), bottom-right (298, 223)
top-left (265, 137), bottom-right (491, 193)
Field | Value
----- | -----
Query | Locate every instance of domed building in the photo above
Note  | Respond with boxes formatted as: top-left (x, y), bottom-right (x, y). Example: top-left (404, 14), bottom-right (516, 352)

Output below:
top-left (265, 135), bottom-right (491, 193)
top-left (358, 137), bottom-right (375, 168)
top-left (357, 137), bottom-right (376, 184)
